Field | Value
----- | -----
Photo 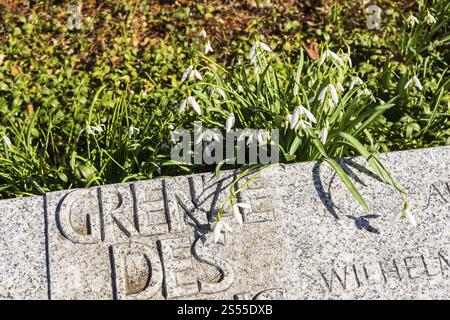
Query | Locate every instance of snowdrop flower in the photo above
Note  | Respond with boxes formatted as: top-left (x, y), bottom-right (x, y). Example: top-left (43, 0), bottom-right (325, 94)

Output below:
top-left (319, 121), bottom-right (329, 145)
top-left (336, 82), bottom-right (345, 93)
top-left (181, 65), bottom-right (193, 82)
top-left (200, 29), bottom-right (207, 38)
top-left (218, 88), bottom-right (226, 100)
top-left (232, 202), bottom-right (250, 225)
top-left (1, 135), bottom-right (11, 148)
top-left (425, 12), bottom-right (437, 25)
top-left (0, 54), bottom-right (5, 66)
top-left (297, 105), bottom-right (317, 124)
top-left (396, 203), bottom-right (416, 227)
top-left (319, 49), bottom-right (344, 66)
top-left (128, 126), bottom-right (140, 140)
top-left (179, 96), bottom-right (201, 115)
top-left (249, 41), bottom-right (272, 64)
top-left (213, 219), bottom-right (233, 243)
top-left (192, 69), bottom-right (202, 81)
top-left (205, 39), bottom-right (213, 55)
top-left (226, 113), bottom-right (235, 133)
top-left (404, 76), bottom-right (423, 91)
top-left (212, 87), bottom-right (226, 100)
top-left (79, 125), bottom-right (105, 137)
top-left (407, 14), bottom-right (419, 28)
top-left (181, 65), bottom-right (202, 82)
top-left (286, 105), bottom-right (316, 131)
top-left (318, 84), bottom-right (339, 104)
top-left (286, 113), bottom-right (298, 130)
top-left (296, 120), bottom-right (312, 136)
top-left (344, 54), bottom-right (352, 68)
top-left (348, 76), bottom-right (364, 90)
top-left (357, 88), bottom-right (376, 102)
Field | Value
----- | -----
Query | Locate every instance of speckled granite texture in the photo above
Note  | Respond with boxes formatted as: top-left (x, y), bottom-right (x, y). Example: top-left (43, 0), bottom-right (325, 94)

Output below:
top-left (0, 146), bottom-right (449, 299)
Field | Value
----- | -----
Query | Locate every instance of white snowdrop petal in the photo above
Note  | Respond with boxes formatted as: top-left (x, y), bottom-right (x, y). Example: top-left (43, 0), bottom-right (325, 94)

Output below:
top-left (236, 203), bottom-right (251, 209)
top-left (413, 76), bottom-right (423, 90)
top-left (328, 84), bottom-right (339, 103)
top-left (221, 221), bottom-right (233, 233)
top-left (218, 88), bottom-right (226, 100)
top-left (319, 127), bottom-right (328, 144)
top-left (190, 97), bottom-right (202, 115)
top-left (258, 41), bottom-right (272, 52)
top-left (233, 205), bottom-right (244, 225)
top-left (179, 98), bottom-right (188, 113)
top-left (407, 211), bottom-right (417, 227)
top-left (193, 70), bottom-right (203, 81)
top-left (300, 106), bottom-right (317, 124)
top-left (319, 50), bottom-right (328, 65)
top-left (226, 113), bottom-right (235, 133)
top-left (1, 136), bottom-right (11, 147)
top-left (181, 66), bottom-right (193, 82)
top-left (318, 86), bottom-right (327, 102)
top-left (213, 222), bottom-right (222, 243)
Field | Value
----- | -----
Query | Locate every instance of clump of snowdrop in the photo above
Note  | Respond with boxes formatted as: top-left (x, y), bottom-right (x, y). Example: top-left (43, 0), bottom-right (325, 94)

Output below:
top-left (407, 14), bottom-right (419, 28)
top-left (78, 125), bottom-right (105, 137)
top-left (404, 75), bottom-right (423, 91)
top-left (179, 96), bottom-right (201, 115)
top-left (249, 40), bottom-right (272, 64)
top-left (424, 11), bottom-right (437, 25)
top-left (181, 65), bottom-right (202, 83)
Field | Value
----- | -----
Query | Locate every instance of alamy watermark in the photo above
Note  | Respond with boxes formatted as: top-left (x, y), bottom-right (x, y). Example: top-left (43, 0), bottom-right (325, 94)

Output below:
top-left (171, 122), bottom-right (279, 165)
top-left (366, 4), bottom-right (382, 30)
top-left (67, 5), bottom-right (82, 30)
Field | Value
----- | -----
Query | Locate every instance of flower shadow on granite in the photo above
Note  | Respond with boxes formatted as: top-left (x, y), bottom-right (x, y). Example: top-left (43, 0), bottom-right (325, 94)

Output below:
top-left (313, 159), bottom-right (385, 232)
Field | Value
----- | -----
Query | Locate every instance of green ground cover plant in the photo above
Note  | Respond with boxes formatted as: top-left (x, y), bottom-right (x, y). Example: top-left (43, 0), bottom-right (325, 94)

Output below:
top-left (0, 0), bottom-right (448, 202)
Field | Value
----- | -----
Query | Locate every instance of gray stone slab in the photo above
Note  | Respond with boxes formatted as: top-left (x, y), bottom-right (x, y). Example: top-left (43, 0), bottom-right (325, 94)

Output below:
top-left (1, 146), bottom-right (450, 299)
top-left (274, 146), bottom-right (450, 299)
top-left (0, 196), bottom-right (48, 299)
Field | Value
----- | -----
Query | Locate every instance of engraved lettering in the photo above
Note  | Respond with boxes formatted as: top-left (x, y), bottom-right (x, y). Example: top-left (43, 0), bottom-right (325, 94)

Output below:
top-left (318, 266), bottom-right (347, 292)
top-left (159, 237), bottom-right (199, 298)
top-left (110, 242), bottom-right (163, 300)
top-left (193, 236), bottom-right (234, 294)
top-left (56, 189), bottom-right (102, 243)
top-left (403, 256), bottom-right (423, 279)
top-left (379, 259), bottom-right (401, 283)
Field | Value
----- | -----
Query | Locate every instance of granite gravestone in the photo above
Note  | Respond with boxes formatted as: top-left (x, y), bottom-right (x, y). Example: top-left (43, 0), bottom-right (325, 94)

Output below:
top-left (0, 146), bottom-right (449, 299)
